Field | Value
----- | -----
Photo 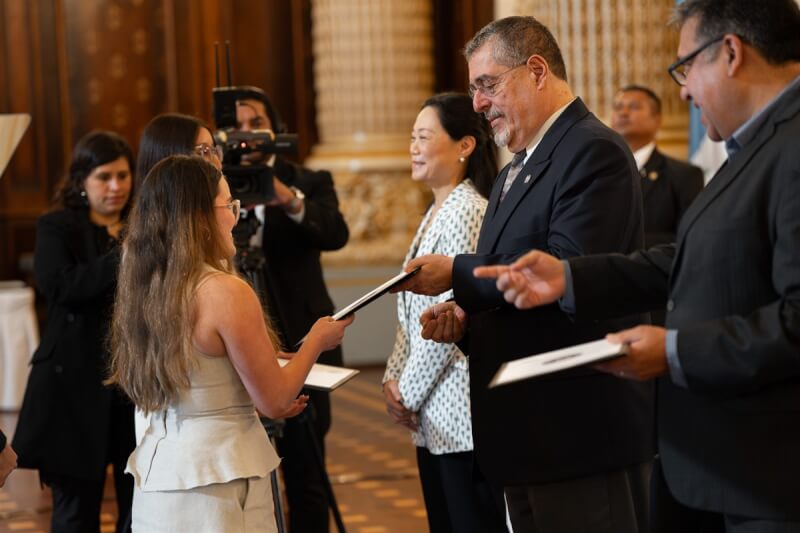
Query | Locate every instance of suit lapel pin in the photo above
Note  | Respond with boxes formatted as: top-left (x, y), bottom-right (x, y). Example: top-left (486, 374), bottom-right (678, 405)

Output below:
top-left (523, 174), bottom-right (532, 184)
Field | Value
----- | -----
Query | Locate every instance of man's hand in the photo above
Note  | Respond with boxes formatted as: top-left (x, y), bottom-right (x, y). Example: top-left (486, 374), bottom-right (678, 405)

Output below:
top-left (267, 177), bottom-right (302, 214)
top-left (419, 301), bottom-right (467, 343)
top-left (0, 442), bottom-right (17, 488)
top-left (473, 250), bottom-right (566, 309)
top-left (382, 380), bottom-right (418, 431)
top-left (391, 255), bottom-right (454, 296)
top-left (594, 326), bottom-right (668, 381)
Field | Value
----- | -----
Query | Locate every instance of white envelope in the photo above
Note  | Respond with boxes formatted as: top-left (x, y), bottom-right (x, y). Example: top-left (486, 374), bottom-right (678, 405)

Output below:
top-left (489, 339), bottom-right (628, 387)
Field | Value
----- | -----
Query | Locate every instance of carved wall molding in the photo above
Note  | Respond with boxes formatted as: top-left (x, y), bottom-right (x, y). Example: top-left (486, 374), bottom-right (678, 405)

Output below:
top-left (309, 0), bottom-right (435, 265)
top-left (500, 0), bottom-right (690, 158)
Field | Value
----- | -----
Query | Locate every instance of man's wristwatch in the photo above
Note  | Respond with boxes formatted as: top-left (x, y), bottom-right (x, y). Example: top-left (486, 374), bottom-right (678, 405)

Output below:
top-left (287, 186), bottom-right (305, 212)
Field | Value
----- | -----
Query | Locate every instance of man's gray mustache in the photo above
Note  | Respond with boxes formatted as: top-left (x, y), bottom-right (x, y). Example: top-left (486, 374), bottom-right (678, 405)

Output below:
top-left (484, 110), bottom-right (503, 121)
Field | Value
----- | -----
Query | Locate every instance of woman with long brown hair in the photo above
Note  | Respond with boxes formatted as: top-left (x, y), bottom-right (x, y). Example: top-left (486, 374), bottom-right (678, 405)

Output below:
top-left (109, 155), bottom-right (352, 532)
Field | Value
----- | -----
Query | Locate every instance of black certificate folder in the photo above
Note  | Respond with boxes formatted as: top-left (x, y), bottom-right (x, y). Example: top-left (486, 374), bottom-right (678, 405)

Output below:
top-left (489, 339), bottom-right (628, 388)
top-left (331, 266), bottom-right (421, 320)
top-left (295, 266), bottom-right (421, 347)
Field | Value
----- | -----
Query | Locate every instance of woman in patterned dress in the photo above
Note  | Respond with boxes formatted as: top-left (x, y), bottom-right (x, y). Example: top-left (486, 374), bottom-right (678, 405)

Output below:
top-left (383, 93), bottom-right (506, 533)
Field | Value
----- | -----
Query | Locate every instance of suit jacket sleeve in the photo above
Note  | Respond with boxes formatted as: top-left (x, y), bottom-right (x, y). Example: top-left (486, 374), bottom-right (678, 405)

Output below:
top-left (33, 212), bottom-right (120, 306)
top-left (569, 244), bottom-right (675, 319)
top-left (454, 136), bottom-right (643, 314)
top-left (279, 162), bottom-right (348, 251)
top-left (384, 323), bottom-right (409, 383)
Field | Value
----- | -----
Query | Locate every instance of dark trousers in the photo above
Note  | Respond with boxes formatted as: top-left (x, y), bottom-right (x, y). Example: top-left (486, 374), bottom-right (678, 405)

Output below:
top-left (650, 457), bottom-right (800, 533)
top-left (43, 466), bottom-right (131, 533)
top-left (275, 388), bottom-right (332, 533)
top-left (42, 393), bottom-right (134, 533)
top-left (505, 461), bottom-right (651, 533)
top-left (416, 447), bottom-right (508, 533)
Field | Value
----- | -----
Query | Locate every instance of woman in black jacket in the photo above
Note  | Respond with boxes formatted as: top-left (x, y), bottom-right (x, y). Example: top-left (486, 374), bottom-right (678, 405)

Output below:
top-left (12, 131), bottom-right (136, 533)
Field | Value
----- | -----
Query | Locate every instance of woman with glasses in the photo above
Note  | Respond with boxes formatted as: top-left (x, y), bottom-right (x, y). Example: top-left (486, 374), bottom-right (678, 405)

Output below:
top-left (12, 131), bottom-right (136, 533)
top-left (109, 155), bottom-right (352, 532)
top-left (137, 112), bottom-right (222, 179)
top-left (382, 93), bottom-right (506, 533)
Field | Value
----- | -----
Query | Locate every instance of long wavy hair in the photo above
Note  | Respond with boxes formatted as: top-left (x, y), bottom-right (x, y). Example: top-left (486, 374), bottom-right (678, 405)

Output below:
top-left (421, 92), bottom-right (497, 198)
top-left (109, 155), bottom-right (235, 413)
top-left (52, 130), bottom-right (135, 215)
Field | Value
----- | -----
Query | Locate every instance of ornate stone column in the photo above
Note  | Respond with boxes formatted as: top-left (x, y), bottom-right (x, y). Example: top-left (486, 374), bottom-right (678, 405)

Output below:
top-left (499, 0), bottom-right (689, 158)
top-left (307, 0), bottom-right (435, 265)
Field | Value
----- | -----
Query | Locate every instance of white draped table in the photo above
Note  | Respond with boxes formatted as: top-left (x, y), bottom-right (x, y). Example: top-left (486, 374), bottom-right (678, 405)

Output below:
top-left (0, 282), bottom-right (38, 410)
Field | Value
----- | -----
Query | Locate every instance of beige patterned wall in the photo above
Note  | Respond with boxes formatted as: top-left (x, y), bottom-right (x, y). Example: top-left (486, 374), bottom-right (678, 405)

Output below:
top-left (501, 0), bottom-right (689, 158)
top-left (308, 0), bottom-right (435, 265)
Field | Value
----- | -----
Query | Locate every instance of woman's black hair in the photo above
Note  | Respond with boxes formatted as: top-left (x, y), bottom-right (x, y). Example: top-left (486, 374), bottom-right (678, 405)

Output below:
top-left (53, 130), bottom-right (135, 216)
top-left (137, 113), bottom-right (209, 181)
top-left (420, 92), bottom-right (497, 198)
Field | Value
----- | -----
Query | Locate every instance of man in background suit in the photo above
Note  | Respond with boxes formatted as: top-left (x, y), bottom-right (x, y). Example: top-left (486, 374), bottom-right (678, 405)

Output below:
top-left (611, 85), bottom-right (704, 249)
top-left (612, 85), bottom-right (704, 325)
top-left (235, 91), bottom-right (349, 533)
top-left (475, 1), bottom-right (800, 530)
top-left (397, 16), bottom-right (654, 532)
top-left (0, 429), bottom-right (17, 487)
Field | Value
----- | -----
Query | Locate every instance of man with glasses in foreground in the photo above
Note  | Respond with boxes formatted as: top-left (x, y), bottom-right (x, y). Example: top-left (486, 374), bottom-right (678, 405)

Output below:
top-left (396, 16), bottom-right (653, 532)
top-left (474, 0), bottom-right (800, 530)
top-left (234, 89), bottom-right (349, 533)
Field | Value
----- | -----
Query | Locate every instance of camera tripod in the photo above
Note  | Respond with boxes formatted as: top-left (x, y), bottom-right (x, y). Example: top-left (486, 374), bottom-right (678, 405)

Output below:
top-left (234, 214), bottom-right (347, 533)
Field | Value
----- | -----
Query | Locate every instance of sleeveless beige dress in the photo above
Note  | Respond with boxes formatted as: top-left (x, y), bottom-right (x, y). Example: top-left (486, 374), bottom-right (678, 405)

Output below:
top-left (126, 347), bottom-right (281, 532)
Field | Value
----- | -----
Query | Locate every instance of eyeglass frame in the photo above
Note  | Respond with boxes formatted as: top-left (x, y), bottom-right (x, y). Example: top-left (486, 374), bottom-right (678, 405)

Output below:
top-left (193, 143), bottom-right (223, 161)
top-left (215, 198), bottom-right (241, 222)
top-left (667, 35), bottom-right (724, 86)
top-left (468, 63), bottom-right (527, 99)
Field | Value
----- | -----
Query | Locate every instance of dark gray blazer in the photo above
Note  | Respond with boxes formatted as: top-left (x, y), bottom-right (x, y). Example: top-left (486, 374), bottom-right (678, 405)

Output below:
top-left (569, 81), bottom-right (800, 519)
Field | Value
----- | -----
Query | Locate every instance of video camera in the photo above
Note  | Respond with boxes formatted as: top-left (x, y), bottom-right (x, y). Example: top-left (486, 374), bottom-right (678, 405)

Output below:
top-left (212, 85), bottom-right (298, 205)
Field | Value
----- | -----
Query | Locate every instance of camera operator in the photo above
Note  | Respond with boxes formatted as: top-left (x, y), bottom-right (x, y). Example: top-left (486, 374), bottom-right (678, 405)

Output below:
top-left (235, 91), bottom-right (349, 533)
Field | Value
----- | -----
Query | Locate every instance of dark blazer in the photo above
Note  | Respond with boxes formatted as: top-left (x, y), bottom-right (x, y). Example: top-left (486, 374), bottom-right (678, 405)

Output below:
top-left (641, 149), bottom-right (704, 325)
top-left (12, 209), bottom-right (134, 480)
top-left (452, 98), bottom-right (654, 487)
top-left (260, 158), bottom-right (349, 365)
top-left (569, 81), bottom-right (800, 520)
top-left (640, 148), bottom-right (704, 248)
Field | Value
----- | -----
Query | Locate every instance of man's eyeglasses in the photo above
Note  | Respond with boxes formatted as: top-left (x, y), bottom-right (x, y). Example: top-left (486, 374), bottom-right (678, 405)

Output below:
top-left (215, 199), bottom-right (241, 222)
top-left (667, 35), bottom-right (724, 86)
top-left (194, 143), bottom-right (223, 162)
top-left (468, 64), bottom-right (526, 98)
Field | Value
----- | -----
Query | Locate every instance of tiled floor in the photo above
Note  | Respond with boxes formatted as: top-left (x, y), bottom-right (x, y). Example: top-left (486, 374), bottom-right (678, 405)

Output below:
top-left (0, 367), bottom-right (428, 532)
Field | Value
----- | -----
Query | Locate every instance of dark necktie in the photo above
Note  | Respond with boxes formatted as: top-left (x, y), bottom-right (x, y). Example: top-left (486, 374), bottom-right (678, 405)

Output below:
top-left (500, 150), bottom-right (527, 202)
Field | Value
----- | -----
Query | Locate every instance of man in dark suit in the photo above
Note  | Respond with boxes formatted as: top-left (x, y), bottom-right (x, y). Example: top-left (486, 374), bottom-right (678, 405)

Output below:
top-left (475, 1), bottom-right (800, 530)
top-left (611, 85), bottom-right (704, 249)
top-left (612, 85), bottom-right (704, 325)
top-left (398, 16), bottom-right (654, 532)
top-left (235, 91), bottom-right (349, 533)
top-left (0, 429), bottom-right (16, 487)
